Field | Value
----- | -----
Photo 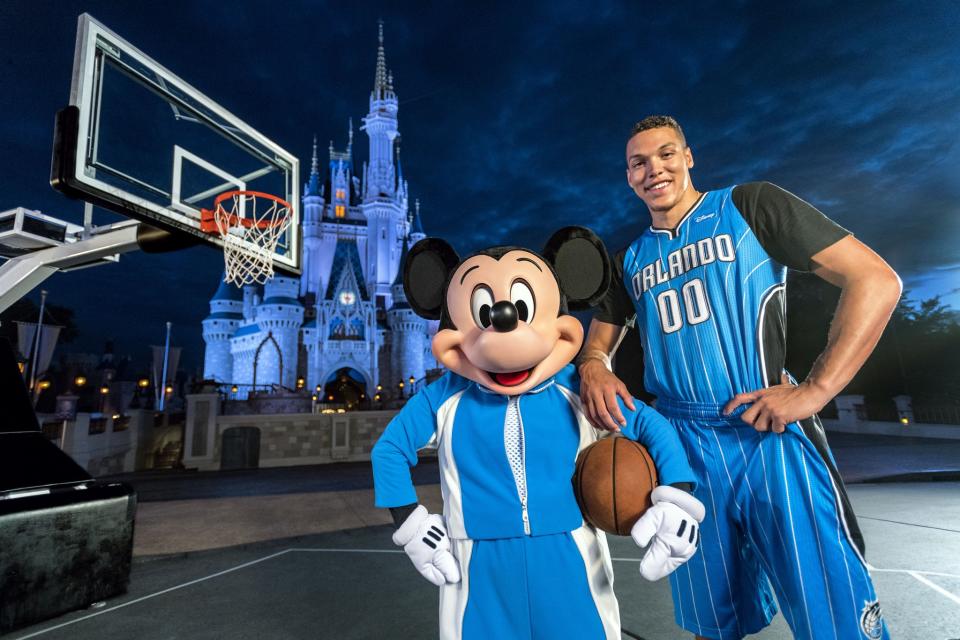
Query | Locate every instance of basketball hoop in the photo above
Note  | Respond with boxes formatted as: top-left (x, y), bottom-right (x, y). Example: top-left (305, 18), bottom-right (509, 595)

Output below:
top-left (200, 190), bottom-right (292, 285)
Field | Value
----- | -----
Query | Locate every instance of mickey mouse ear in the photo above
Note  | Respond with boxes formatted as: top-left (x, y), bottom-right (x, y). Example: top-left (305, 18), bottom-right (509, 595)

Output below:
top-left (541, 226), bottom-right (611, 311)
top-left (403, 238), bottom-right (460, 319)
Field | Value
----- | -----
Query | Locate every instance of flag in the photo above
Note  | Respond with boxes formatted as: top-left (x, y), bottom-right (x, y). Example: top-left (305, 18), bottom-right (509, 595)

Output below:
top-left (16, 321), bottom-right (63, 381)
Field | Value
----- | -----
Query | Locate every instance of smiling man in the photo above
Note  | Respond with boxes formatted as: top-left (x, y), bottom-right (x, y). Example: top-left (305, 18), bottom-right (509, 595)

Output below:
top-left (577, 116), bottom-right (901, 640)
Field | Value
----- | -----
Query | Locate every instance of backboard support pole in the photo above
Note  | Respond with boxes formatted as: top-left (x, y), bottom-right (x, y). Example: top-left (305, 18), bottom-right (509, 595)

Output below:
top-left (0, 224), bottom-right (142, 314)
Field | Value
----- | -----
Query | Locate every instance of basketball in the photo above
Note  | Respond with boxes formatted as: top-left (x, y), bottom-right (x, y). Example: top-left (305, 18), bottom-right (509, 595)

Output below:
top-left (572, 435), bottom-right (658, 536)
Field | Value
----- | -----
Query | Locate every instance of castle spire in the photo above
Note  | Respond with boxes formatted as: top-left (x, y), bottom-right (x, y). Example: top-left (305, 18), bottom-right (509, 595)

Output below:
top-left (374, 19), bottom-right (389, 99)
top-left (395, 141), bottom-right (403, 186)
top-left (305, 135), bottom-right (320, 197)
top-left (347, 118), bottom-right (354, 155)
top-left (411, 199), bottom-right (424, 235)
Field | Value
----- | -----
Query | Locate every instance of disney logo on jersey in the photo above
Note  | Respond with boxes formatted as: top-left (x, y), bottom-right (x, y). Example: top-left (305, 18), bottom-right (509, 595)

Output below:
top-left (631, 234), bottom-right (736, 298)
top-left (694, 213), bottom-right (716, 223)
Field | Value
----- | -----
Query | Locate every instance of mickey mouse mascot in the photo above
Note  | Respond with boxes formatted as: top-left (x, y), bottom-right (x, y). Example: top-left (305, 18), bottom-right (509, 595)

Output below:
top-left (372, 227), bottom-right (706, 639)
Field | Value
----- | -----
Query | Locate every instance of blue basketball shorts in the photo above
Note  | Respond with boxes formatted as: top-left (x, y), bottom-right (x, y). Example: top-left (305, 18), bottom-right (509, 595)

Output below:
top-left (438, 526), bottom-right (620, 640)
top-left (654, 398), bottom-right (888, 640)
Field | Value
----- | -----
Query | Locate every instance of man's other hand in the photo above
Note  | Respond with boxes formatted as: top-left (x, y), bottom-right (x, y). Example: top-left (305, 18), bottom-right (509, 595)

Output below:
top-left (579, 358), bottom-right (636, 431)
top-left (723, 373), bottom-right (831, 433)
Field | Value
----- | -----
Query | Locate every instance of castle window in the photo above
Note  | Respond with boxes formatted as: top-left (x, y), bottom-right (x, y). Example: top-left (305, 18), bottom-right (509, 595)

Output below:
top-left (335, 189), bottom-right (345, 201)
top-left (335, 205), bottom-right (346, 218)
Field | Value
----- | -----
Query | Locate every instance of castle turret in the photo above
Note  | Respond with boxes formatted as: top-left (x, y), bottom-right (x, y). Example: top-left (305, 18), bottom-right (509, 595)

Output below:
top-left (202, 277), bottom-right (244, 382)
top-left (408, 199), bottom-right (426, 246)
top-left (301, 137), bottom-right (324, 297)
top-left (386, 239), bottom-right (426, 388)
top-left (361, 20), bottom-right (408, 309)
top-left (254, 277), bottom-right (304, 390)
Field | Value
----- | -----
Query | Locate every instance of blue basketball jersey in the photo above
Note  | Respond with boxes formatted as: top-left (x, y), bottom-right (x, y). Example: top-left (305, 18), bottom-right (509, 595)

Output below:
top-left (623, 186), bottom-right (783, 402)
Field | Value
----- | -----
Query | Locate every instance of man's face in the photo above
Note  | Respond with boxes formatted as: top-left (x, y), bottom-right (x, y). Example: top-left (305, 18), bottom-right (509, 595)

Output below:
top-left (625, 127), bottom-right (695, 214)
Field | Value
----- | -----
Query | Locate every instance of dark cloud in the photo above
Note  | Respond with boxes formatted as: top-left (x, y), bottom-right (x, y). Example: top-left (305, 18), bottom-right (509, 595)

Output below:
top-left (2, 0), bottom-right (958, 369)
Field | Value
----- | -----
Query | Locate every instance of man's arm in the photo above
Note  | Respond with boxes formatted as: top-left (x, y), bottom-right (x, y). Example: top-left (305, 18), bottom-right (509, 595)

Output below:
top-left (578, 319), bottom-right (635, 430)
top-left (724, 235), bottom-right (902, 432)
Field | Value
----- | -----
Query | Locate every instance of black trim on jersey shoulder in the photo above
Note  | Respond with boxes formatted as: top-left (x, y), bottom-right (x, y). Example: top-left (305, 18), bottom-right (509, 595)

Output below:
top-left (731, 182), bottom-right (851, 272)
top-left (649, 192), bottom-right (708, 240)
top-left (593, 247), bottom-right (636, 327)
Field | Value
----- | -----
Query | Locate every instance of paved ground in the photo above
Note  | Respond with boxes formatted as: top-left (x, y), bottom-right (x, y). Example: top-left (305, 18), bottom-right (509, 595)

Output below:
top-left (8, 433), bottom-right (960, 639)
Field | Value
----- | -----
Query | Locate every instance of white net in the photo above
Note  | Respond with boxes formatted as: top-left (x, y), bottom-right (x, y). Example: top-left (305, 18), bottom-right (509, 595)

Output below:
top-left (211, 191), bottom-right (292, 285)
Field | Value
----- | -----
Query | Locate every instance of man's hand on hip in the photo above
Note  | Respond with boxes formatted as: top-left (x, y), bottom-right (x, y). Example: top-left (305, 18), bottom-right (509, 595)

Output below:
top-left (723, 373), bottom-right (831, 433)
top-left (578, 358), bottom-right (636, 431)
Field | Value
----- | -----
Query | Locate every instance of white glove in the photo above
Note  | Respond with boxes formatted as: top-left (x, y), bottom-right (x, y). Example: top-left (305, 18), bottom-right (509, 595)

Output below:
top-left (630, 485), bottom-right (706, 581)
top-left (392, 505), bottom-right (461, 586)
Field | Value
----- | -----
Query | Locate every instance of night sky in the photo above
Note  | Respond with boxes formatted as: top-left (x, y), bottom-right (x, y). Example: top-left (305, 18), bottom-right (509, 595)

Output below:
top-left (1, 0), bottom-right (958, 371)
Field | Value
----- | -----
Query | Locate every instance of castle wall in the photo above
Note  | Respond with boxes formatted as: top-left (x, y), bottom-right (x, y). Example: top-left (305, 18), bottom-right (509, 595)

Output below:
top-left (183, 407), bottom-right (421, 471)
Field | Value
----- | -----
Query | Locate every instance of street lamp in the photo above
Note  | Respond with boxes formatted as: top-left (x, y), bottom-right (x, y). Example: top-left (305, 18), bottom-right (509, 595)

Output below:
top-left (164, 385), bottom-right (173, 395)
top-left (100, 385), bottom-right (109, 413)
top-left (296, 377), bottom-right (305, 390)
top-left (138, 378), bottom-right (149, 389)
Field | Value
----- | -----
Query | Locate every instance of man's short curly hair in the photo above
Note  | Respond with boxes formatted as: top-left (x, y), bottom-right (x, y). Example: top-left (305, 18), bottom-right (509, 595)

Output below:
top-left (629, 115), bottom-right (686, 146)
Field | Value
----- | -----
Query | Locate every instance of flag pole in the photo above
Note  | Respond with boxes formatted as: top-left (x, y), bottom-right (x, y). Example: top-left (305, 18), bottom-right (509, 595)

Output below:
top-left (159, 321), bottom-right (172, 411)
top-left (29, 289), bottom-right (47, 403)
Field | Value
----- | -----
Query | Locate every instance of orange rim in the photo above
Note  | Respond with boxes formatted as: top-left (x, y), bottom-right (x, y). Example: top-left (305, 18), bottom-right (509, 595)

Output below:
top-left (199, 190), bottom-right (292, 233)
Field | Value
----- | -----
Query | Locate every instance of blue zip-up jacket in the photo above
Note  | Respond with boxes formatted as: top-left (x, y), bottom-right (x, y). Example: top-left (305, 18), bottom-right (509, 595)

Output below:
top-left (372, 364), bottom-right (696, 540)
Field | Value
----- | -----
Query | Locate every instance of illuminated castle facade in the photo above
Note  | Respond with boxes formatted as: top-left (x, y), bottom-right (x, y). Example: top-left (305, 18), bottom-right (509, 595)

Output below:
top-left (202, 24), bottom-right (436, 403)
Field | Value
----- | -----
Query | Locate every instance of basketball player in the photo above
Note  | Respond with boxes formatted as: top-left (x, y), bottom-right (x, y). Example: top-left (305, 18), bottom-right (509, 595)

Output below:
top-left (577, 116), bottom-right (900, 640)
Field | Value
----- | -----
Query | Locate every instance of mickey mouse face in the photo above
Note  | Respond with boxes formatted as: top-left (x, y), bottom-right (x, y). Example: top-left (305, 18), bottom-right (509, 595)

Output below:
top-left (403, 227), bottom-right (611, 396)
top-left (432, 249), bottom-right (582, 394)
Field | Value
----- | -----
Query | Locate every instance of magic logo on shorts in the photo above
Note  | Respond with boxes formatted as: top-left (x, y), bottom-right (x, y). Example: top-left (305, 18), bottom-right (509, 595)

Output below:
top-left (859, 599), bottom-right (882, 639)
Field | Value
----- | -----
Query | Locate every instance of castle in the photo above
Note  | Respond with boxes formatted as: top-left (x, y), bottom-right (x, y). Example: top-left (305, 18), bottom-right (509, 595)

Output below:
top-left (201, 24), bottom-right (437, 404)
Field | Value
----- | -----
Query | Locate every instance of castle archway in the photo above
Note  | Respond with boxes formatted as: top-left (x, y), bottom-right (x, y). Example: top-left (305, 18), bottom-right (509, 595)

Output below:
top-left (321, 367), bottom-right (368, 409)
top-left (252, 332), bottom-right (283, 391)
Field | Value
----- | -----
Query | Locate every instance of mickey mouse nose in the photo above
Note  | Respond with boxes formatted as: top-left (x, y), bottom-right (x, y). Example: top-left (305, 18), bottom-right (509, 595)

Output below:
top-left (489, 301), bottom-right (518, 332)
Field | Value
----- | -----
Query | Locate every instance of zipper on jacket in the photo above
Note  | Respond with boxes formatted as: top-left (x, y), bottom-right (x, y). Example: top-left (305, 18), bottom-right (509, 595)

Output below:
top-left (505, 395), bottom-right (531, 535)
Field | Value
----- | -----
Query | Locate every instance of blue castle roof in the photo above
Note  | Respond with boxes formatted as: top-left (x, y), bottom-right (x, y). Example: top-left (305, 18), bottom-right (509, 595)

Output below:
top-left (205, 311), bottom-right (243, 321)
top-left (212, 276), bottom-right (243, 302)
top-left (410, 206), bottom-right (424, 235)
top-left (234, 324), bottom-right (261, 337)
top-left (325, 239), bottom-right (369, 300)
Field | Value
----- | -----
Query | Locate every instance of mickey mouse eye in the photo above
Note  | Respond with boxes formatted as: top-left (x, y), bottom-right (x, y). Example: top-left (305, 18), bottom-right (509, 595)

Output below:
top-left (510, 280), bottom-right (535, 323)
top-left (471, 286), bottom-right (494, 329)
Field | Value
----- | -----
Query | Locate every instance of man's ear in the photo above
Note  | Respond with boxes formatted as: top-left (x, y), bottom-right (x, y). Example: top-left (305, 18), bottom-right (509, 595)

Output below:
top-left (541, 226), bottom-right (611, 311)
top-left (403, 238), bottom-right (460, 319)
